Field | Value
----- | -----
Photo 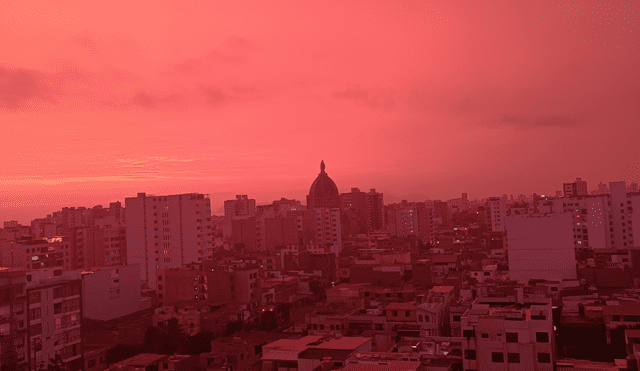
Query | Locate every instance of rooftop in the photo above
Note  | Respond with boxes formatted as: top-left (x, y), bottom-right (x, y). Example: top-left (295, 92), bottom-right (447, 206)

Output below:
top-left (385, 302), bottom-right (417, 311)
top-left (431, 286), bottom-right (455, 294)
top-left (342, 361), bottom-right (422, 371)
top-left (264, 335), bottom-right (370, 352)
top-left (117, 353), bottom-right (168, 367)
top-left (430, 255), bottom-right (458, 264)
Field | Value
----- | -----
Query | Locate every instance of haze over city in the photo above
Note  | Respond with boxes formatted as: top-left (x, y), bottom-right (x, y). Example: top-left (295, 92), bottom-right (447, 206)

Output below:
top-left (3, 2), bottom-right (640, 370)
top-left (1, 0), bottom-right (639, 223)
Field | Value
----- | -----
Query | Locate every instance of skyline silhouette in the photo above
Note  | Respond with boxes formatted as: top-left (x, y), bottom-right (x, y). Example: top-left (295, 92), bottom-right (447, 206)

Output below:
top-left (1, 0), bottom-right (639, 226)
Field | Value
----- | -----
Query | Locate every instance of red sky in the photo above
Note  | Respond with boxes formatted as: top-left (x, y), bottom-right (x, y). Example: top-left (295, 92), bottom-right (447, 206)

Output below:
top-left (1, 0), bottom-right (639, 223)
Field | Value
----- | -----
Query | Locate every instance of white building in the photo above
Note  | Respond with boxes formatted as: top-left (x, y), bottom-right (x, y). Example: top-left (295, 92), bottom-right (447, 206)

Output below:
top-left (80, 264), bottom-right (145, 321)
top-left (610, 181), bottom-right (637, 249)
top-left (487, 197), bottom-right (507, 233)
top-left (125, 193), bottom-right (213, 289)
top-left (303, 208), bottom-right (343, 256)
top-left (506, 213), bottom-right (577, 284)
top-left (538, 195), bottom-right (610, 250)
top-left (538, 181), bottom-right (639, 250)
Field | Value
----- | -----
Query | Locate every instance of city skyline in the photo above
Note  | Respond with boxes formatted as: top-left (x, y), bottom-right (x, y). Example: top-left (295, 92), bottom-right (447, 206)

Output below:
top-left (1, 169), bottom-right (636, 225)
top-left (2, 0), bottom-right (639, 222)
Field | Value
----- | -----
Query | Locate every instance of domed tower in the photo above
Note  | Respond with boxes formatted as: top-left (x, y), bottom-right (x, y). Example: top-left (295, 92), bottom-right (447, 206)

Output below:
top-left (307, 161), bottom-right (340, 209)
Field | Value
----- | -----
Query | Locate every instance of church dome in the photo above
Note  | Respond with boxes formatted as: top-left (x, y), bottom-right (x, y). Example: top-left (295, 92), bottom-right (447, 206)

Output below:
top-left (307, 161), bottom-right (340, 209)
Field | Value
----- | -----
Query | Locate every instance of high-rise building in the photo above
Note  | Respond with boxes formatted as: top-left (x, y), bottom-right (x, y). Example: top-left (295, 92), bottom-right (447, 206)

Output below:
top-left (125, 193), bottom-right (213, 289)
top-left (263, 217), bottom-right (299, 251)
top-left (0, 269), bottom-right (28, 371)
top-left (26, 269), bottom-right (83, 371)
top-left (432, 200), bottom-right (451, 226)
top-left (301, 208), bottom-right (342, 256)
top-left (58, 226), bottom-right (105, 270)
top-left (366, 188), bottom-right (385, 232)
top-left (231, 218), bottom-right (258, 252)
top-left (506, 213), bottom-right (577, 284)
top-left (340, 188), bottom-right (369, 236)
top-left (610, 181), bottom-right (636, 249)
top-left (486, 197), bottom-right (507, 233)
top-left (0, 236), bottom-right (69, 271)
top-left (563, 178), bottom-right (588, 197)
top-left (224, 195), bottom-right (256, 220)
top-left (386, 201), bottom-right (432, 244)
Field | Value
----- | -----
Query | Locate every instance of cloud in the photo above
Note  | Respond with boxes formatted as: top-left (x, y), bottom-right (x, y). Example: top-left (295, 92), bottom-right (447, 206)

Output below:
top-left (333, 86), bottom-right (395, 109)
top-left (0, 66), bottom-right (55, 111)
top-left (133, 91), bottom-right (182, 109)
top-left (491, 114), bottom-right (582, 129)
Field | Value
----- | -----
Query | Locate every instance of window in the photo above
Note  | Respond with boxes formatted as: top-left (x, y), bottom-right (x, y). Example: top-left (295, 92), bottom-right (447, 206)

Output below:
top-left (158, 276), bottom-right (162, 281)
top-left (536, 332), bottom-right (549, 343)
top-left (463, 329), bottom-right (475, 338)
top-left (88, 360), bottom-right (96, 368)
top-left (612, 315), bottom-right (621, 322)
top-left (54, 302), bottom-right (62, 314)
top-left (375, 324), bottom-right (383, 331)
top-left (28, 291), bottom-right (40, 303)
top-left (393, 311), bottom-right (398, 317)
top-left (163, 363), bottom-right (169, 369)
top-left (30, 307), bottom-right (41, 320)
top-left (481, 333), bottom-right (489, 339)
top-left (508, 353), bottom-right (520, 363)
top-left (464, 350), bottom-right (476, 360)
top-left (453, 315), bottom-right (461, 322)
top-left (31, 323), bottom-right (42, 336)
top-left (492, 352), bottom-right (504, 363)
top-left (537, 353), bottom-right (551, 363)
top-left (405, 311), bottom-right (411, 317)
top-left (506, 332), bottom-right (518, 343)
top-left (53, 286), bottom-right (64, 299)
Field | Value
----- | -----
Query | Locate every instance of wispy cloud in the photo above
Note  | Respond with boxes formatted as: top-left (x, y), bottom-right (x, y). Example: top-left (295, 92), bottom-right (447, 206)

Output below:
top-left (495, 114), bottom-right (582, 129)
top-left (0, 66), bottom-right (56, 111)
top-left (333, 86), bottom-right (396, 110)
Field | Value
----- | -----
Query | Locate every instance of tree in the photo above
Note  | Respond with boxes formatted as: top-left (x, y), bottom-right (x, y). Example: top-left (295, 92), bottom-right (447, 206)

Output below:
top-left (185, 332), bottom-right (216, 354)
top-left (143, 325), bottom-right (164, 354)
top-left (106, 344), bottom-right (143, 364)
top-left (46, 355), bottom-right (65, 371)
top-left (161, 318), bottom-right (188, 355)
top-left (224, 320), bottom-right (244, 336)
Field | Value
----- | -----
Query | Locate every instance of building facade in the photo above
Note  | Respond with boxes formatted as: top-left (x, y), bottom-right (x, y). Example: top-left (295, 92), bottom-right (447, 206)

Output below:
top-left (125, 193), bottom-right (214, 289)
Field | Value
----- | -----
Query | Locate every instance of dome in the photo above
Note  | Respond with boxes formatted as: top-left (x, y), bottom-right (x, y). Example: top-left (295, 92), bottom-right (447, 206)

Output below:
top-left (307, 161), bottom-right (340, 209)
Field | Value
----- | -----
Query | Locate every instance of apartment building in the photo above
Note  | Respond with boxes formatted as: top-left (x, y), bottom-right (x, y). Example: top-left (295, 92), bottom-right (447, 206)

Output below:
top-left (26, 269), bottom-right (83, 371)
top-left (125, 193), bottom-right (214, 289)
top-left (461, 294), bottom-right (554, 371)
